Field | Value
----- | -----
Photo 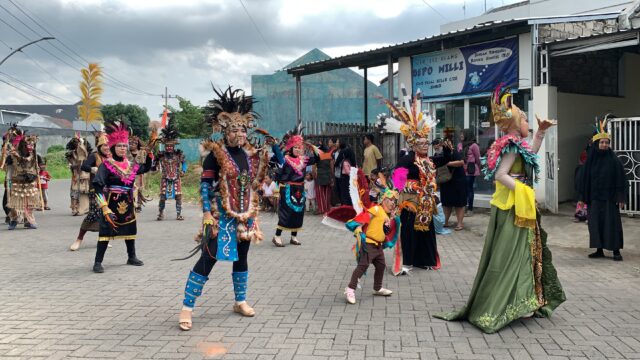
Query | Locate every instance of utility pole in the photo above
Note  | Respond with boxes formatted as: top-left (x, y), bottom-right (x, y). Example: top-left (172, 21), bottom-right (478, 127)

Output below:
top-left (161, 86), bottom-right (178, 111)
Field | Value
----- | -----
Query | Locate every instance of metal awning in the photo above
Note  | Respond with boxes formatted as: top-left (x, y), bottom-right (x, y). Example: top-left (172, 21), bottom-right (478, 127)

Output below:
top-left (286, 19), bottom-right (530, 76)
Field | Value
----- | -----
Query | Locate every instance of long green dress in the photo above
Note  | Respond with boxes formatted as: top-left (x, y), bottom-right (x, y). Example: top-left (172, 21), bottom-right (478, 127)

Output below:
top-left (434, 138), bottom-right (566, 334)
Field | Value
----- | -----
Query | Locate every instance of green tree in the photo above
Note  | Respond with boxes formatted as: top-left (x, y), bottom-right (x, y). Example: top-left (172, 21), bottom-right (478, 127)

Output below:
top-left (168, 97), bottom-right (207, 138)
top-left (102, 103), bottom-right (151, 140)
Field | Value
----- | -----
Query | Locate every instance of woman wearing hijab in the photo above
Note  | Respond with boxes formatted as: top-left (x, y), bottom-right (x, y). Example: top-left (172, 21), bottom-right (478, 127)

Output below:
top-left (578, 116), bottom-right (628, 261)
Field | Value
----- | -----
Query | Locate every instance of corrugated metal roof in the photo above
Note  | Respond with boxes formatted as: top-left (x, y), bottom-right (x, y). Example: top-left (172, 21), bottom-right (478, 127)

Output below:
top-left (287, 12), bottom-right (622, 77)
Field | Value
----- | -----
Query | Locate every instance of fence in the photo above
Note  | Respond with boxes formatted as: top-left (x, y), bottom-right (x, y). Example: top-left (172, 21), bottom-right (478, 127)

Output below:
top-left (303, 120), bottom-right (403, 170)
top-left (610, 117), bottom-right (640, 216)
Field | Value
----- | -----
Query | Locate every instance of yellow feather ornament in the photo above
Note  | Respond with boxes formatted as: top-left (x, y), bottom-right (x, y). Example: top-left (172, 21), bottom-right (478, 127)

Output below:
top-left (77, 63), bottom-right (104, 126)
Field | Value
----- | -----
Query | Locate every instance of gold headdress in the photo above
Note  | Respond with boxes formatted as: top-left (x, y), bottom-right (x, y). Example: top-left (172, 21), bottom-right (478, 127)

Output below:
top-left (491, 85), bottom-right (526, 130)
top-left (592, 114), bottom-right (611, 142)
top-left (378, 87), bottom-right (438, 145)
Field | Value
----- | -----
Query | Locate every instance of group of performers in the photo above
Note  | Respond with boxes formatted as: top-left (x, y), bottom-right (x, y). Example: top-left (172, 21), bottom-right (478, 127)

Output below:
top-left (18, 81), bottom-right (634, 336)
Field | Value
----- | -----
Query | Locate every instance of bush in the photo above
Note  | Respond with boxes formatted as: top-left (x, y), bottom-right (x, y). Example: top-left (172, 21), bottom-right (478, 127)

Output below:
top-left (44, 151), bottom-right (71, 180)
top-left (47, 144), bottom-right (65, 153)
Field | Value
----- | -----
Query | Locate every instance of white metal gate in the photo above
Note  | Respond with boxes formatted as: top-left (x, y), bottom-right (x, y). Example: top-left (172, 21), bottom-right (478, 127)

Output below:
top-left (544, 126), bottom-right (558, 213)
top-left (609, 117), bottom-right (640, 215)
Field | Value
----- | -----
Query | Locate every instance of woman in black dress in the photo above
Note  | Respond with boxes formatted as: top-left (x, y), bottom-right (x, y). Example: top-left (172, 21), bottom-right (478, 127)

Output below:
top-left (92, 122), bottom-right (152, 273)
top-left (578, 118), bottom-right (628, 261)
top-left (432, 138), bottom-right (466, 230)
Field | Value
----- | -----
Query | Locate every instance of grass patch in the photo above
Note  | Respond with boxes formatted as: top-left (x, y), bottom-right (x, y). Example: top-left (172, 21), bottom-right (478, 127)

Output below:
top-left (1, 151), bottom-right (71, 183)
top-left (144, 162), bottom-right (201, 204)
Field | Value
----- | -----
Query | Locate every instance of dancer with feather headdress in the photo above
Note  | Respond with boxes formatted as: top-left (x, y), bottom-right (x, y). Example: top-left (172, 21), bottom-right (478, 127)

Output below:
top-left (153, 114), bottom-right (187, 220)
top-left (91, 121), bottom-right (154, 273)
top-left (270, 123), bottom-right (320, 247)
top-left (381, 87), bottom-right (440, 273)
top-left (177, 86), bottom-right (274, 331)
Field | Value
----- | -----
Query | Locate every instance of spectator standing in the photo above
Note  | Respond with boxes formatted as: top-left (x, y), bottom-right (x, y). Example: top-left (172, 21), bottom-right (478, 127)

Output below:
top-left (39, 161), bottom-right (52, 210)
top-left (304, 173), bottom-right (316, 212)
top-left (432, 138), bottom-right (467, 231)
top-left (314, 143), bottom-right (334, 214)
top-left (457, 130), bottom-right (481, 215)
top-left (362, 134), bottom-right (382, 180)
top-left (578, 119), bottom-right (628, 261)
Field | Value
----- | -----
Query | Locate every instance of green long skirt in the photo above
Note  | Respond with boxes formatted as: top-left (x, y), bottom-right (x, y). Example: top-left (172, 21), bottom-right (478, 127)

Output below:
top-left (433, 206), bottom-right (566, 333)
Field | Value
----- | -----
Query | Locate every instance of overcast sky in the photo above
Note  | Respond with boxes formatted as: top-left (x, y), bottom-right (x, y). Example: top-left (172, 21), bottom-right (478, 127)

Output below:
top-left (0, 0), bottom-right (521, 120)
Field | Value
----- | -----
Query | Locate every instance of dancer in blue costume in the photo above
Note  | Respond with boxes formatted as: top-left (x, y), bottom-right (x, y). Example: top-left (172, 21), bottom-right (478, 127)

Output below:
top-left (178, 87), bottom-right (274, 331)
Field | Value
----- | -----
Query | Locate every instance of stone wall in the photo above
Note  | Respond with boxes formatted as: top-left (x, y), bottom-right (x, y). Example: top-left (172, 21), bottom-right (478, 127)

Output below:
top-left (539, 19), bottom-right (620, 43)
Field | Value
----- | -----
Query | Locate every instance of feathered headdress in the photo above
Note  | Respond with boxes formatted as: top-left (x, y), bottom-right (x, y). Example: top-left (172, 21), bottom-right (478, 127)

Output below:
top-left (284, 123), bottom-right (304, 150)
top-left (491, 84), bottom-right (526, 130)
top-left (4, 123), bottom-right (24, 147)
top-left (160, 113), bottom-right (180, 145)
top-left (77, 63), bottom-right (104, 125)
top-left (378, 86), bottom-right (438, 145)
top-left (204, 85), bottom-right (258, 134)
top-left (95, 131), bottom-right (108, 147)
top-left (104, 120), bottom-right (129, 147)
top-left (592, 114), bottom-right (612, 142)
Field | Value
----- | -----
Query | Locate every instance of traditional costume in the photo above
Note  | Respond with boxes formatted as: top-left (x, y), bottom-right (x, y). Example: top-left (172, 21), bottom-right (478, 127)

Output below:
top-left (92, 122), bottom-right (153, 273)
top-left (271, 125), bottom-right (319, 247)
top-left (155, 116), bottom-right (187, 220)
top-left (1, 124), bottom-right (23, 224)
top-left (178, 86), bottom-right (271, 331)
top-left (578, 115), bottom-right (628, 261)
top-left (434, 86), bottom-right (565, 333)
top-left (69, 132), bottom-right (110, 251)
top-left (6, 132), bottom-right (42, 230)
top-left (382, 92), bottom-right (440, 272)
top-left (66, 134), bottom-right (91, 216)
top-left (343, 186), bottom-right (400, 304)
top-left (129, 135), bottom-right (151, 213)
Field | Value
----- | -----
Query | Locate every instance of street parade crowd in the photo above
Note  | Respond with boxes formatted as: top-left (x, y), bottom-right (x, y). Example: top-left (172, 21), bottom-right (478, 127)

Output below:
top-left (0, 85), bottom-right (629, 334)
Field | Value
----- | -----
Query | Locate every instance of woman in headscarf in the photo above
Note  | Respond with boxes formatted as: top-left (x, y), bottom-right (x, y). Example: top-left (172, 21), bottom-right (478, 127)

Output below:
top-left (578, 116), bottom-right (628, 261)
top-left (434, 86), bottom-right (565, 333)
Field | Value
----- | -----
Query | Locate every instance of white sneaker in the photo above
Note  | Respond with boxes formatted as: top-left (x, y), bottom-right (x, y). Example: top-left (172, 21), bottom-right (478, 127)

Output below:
top-left (344, 287), bottom-right (356, 304)
top-left (373, 288), bottom-right (393, 296)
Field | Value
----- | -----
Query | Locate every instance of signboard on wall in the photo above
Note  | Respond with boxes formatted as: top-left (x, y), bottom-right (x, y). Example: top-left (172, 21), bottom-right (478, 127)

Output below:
top-left (411, 38), bottom-right (518, 97)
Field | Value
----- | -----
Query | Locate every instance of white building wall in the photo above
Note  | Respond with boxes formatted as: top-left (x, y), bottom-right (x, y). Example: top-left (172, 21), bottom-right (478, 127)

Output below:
top-left (556, 52), bottom-right (640, 203)
top-left (518, 32), bottom-right (532, 89)
top-left (398, 57), bottom-right (413, 96)
top-left (441, 0), bottom-right (632, 33)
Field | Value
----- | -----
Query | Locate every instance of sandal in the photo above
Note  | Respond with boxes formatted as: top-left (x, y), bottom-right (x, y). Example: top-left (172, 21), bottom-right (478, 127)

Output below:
top-left (272, 236), bottom-right (284, 247)
top-left (454, 226), bottom-right (464, 231)
top-left (290, 237), bottom-right (301, 246)
top-left (179, 309), bottom-right (193, 331)
top-left (176, 215), bottom-right (184, 221)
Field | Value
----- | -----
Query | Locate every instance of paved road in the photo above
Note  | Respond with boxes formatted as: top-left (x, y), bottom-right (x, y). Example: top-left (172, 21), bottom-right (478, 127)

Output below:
top-left (0, 180), bottom-right (639, 360)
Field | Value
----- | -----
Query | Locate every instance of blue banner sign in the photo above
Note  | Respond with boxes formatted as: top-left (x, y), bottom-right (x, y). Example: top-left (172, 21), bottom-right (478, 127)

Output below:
top-left (411, 38), bottom-right (518, 97)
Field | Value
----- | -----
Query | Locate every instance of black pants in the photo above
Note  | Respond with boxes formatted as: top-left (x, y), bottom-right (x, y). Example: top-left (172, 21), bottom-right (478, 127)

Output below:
top-left (338, 175), bottom-right (352, 206)
top-left (95, 240), bottom-right (137, 263)
top-left (466, 175), bottom-right (476, 211)
top-left (2, 187), bottom-right (9, 217)
top-left (192, 235), bottom-right (250, 276)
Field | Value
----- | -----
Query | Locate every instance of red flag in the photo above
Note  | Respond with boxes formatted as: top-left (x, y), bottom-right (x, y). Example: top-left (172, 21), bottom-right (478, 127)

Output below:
top-left (160, 108), bottom-right (168, 128)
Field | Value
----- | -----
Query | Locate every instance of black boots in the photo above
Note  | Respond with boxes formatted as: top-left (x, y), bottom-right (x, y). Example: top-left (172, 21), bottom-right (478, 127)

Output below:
top-left (127, 258), bottom-right (144, 266)
top-left (588, 249), bottom-right (604, 258)
top-left (93, 262), bottom-right (104, 273)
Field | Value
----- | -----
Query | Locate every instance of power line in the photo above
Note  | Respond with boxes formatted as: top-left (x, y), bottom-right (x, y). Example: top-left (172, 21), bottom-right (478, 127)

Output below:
top-left (0, 3), bottom-right (155, 97)
top-left (420, 0), bottom-right (449, 22)
top-left (8, 0), bottom-right (164, 95)
top-left (237, 0), bottom-right (284, 69)
top-left (21, 50), bottom-right (82, 98)
top-left (0, 78), bottom-right (58, 104)
top-left (0, 71), bottom-right (73, 103)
